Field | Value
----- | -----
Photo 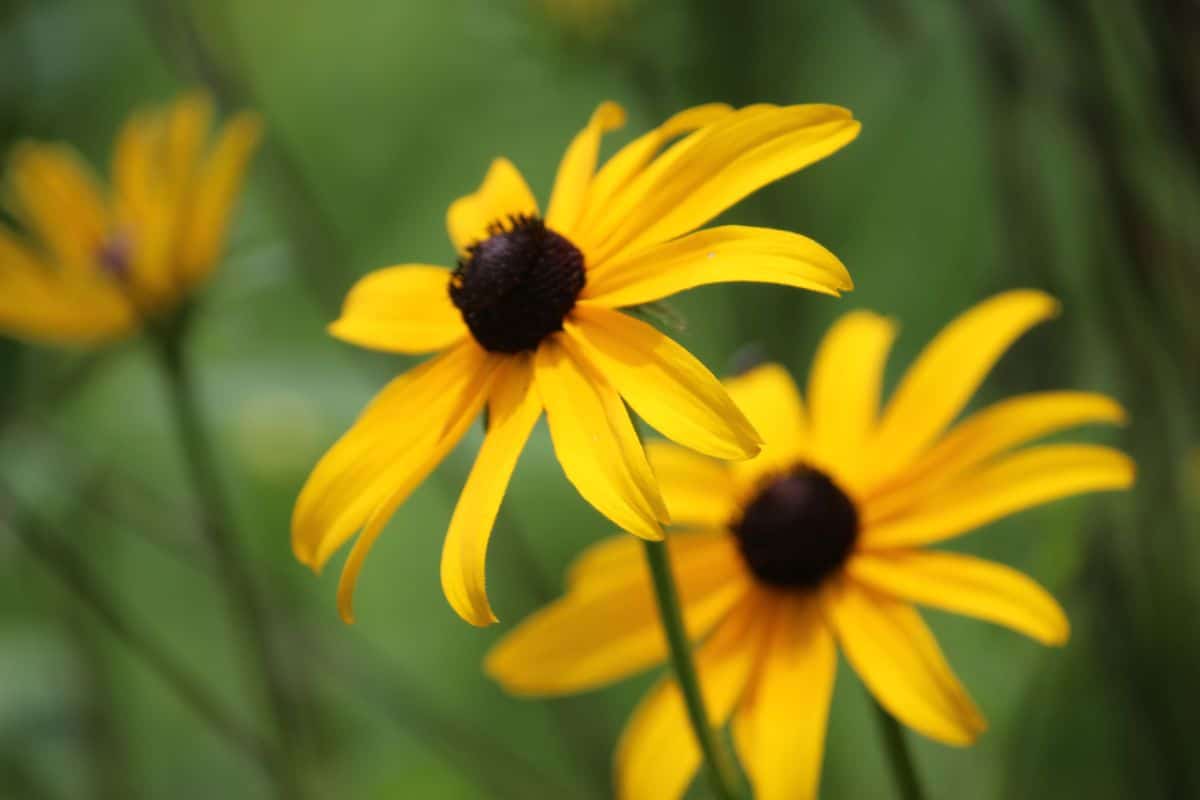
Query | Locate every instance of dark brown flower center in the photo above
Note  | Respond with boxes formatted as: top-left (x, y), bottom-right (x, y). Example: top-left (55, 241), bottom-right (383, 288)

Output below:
top-left (97, 230), bottom-right (134, 281)
top-left (731, 465), bottom-right (859, 589)
top-left (449, 215), bottom-right (585, 353)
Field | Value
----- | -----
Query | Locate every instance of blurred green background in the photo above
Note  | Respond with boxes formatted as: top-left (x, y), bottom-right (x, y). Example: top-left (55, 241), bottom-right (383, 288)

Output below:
top-left (1, 0), bottom-right (1198, 798)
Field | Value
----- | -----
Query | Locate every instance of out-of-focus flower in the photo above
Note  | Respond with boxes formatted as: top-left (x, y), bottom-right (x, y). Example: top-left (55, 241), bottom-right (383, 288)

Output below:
top-left (0, 92), bottom-right (262, 346)
top-left (534, 0), bottom-right (630, 32)
top-left (487, 291), bottom-right (1135, 800)
top-left (293, 101), bottom-right (860, 626)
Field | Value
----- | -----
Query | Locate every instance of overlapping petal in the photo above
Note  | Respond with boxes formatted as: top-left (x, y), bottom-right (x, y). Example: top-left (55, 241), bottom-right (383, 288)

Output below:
top-left (565, 304), bottom-right (761, 460)
top-left (535, 335), bottom-right (668, 540)
top-left (868, 290), bottom-right (1060, 482)
top-left (0, 230), bottom-right (133, 344)
top-left (824, 579), bottom-right (986, 745)
top-left (441, 356), bottom-right (541, 626)
top-left (616, 595), bottom-right (768, 800)
top-left (336, 371), bottom-right (492, 623)
top-left (581, 226), bottom-right (851, 309)
top-left (328, 265), bottom-right (466, 354)
top-left (644, 442), bottom-right (738, 527)
top-left (847, 551), bottom-right (1069, 645)
top-left (585, 104), bottom-right (860, 266)
top-left (178, 110), bottom-right (263, 284)
top-left (545, 101), bottom-right (626, 237)
top-left (574, 103), bottom-right (733, 239)
top-left (291, 341), bottom-right (496, 571)
top-left (734, 594), bottom-right (836, 800)
top-left (864, 444), bottom-right (1135, 548)
top-left (486, 532), bottom-right (746, 696)
top-left (446, 158), bottom-right (539, 254)
top-left (723, 363), bottom-right (808, 490)
top-left (163, 92), bottom-right (214, 201)
top-left (7, 142), bottom-right (108, 276)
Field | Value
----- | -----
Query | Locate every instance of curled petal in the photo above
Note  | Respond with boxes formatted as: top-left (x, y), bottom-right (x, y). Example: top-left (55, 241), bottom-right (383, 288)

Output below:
top-left (545, 101), bottom-right (626, 237)
top-left (440, 356), bottom-right (541, 626)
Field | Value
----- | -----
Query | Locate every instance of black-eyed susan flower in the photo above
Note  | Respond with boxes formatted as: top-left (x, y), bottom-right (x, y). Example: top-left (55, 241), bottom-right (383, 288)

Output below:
top-left (293, 101), bottom-right (860, 626)
top-left (0, 92), bottom-right (261, 345)
top-left (487, 290), bottom-right (1135, 800)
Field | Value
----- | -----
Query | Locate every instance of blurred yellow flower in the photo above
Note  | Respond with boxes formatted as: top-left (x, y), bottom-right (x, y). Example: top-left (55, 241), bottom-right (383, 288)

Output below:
top-left (0, 92), bottom-right (262, 345)
top-left (293, 101), bottom-right (860, 626)
top-left (487, 291), bottom-right (1135, 800)
top-left (535, 0), bottom-right (629, 29)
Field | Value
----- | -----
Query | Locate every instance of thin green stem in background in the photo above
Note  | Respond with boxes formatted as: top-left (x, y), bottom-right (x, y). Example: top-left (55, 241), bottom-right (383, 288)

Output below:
top-left (154, 325), bottom-right (304, 800)
top-left (0, 493), bottom-right (277, 773)
top-left (872, 699), bottom-right (926, 800)
top-left (641, 538), bottom-right (745, 800)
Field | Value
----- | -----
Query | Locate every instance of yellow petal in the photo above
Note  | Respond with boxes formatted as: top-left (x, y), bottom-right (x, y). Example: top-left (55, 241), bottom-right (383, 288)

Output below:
top-left (0, 229), bottom-right (134, 345)
top-left (574, 103), bottom-right (734, 239)
top-left (864, 444), bottom-right (1135, 548)
top-left (110, 109), bottom-right (176, 304)
top-left (566, 304), bottom-right (761, 459)
top-left (112, 108), bottom-right (160, 220)
top-left (441, 355), bottom-right (541, 626)
top-left (909, 391), bottom-right (1126, 488)
top-left (534, 334), bottom-right (667, 539)
top-left (807, 311), bottom-right (897, 487)
top-left (544, 101), bottom-right (626, 237)
top-left (446, 158), bottom-right (538, 254)
top-left (645, 442), bottom-right (739, 527)
top-left (8, 142), bottom-right (108, 276)
top-left (734, 594), bottom-right (836, 800)
top-left (164, 91), bottom-right (214, 199)
top-left (867, 291), bottom-right (1061, 482)
top-left (486, 532), bottom-right (746, 695)
top-left (823, 579), bottom-right (986, 745)
top-left (847, 551), bottom-right (1069, 646)
top-left (291, 341), bottom-right (495, 570)
top-left (581, 225), bottom-right (852, 308)
top-left (564, 528), bottom-right (736, 593)
top-left (328, 264), bottom-right (466, 354)
top-left (865, 391), bottom-right (1128, 521)
top-left (179, 111), bottom-right (263, 285)
top-left (723, 363), bottom-right (807, 491)
top-left (336, 368), bottom-right (493, 624)
top-left (616, 594), bottom-right (769, 800)
top-left (588, 104), bottom-right (860, 266)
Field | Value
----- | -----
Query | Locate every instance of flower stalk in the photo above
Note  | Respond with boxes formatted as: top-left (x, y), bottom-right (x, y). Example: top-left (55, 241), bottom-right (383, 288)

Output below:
top-left (873, 699), bottom-right (927, 800)
top-left (153, 314), bottom-right (303, 800)
top-left (641, 538), bottom-right (745, 800)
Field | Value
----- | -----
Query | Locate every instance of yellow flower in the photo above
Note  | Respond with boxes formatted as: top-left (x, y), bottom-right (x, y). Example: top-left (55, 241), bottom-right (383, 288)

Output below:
top-left (0, 92), bottom-right (262, 345)
top-left (487, 291), bottom-right (1135, 800)
top-left (293, 101), bottom-right (860, 626)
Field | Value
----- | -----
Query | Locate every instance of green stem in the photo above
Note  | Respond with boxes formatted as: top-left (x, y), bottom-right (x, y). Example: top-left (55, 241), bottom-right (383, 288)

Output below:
top-left (872, 700), bottom-right (926, 800)
top-left (641, 539), bottom-right (744, 800)
top-left (154, 327), bottom-right (303, 800)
